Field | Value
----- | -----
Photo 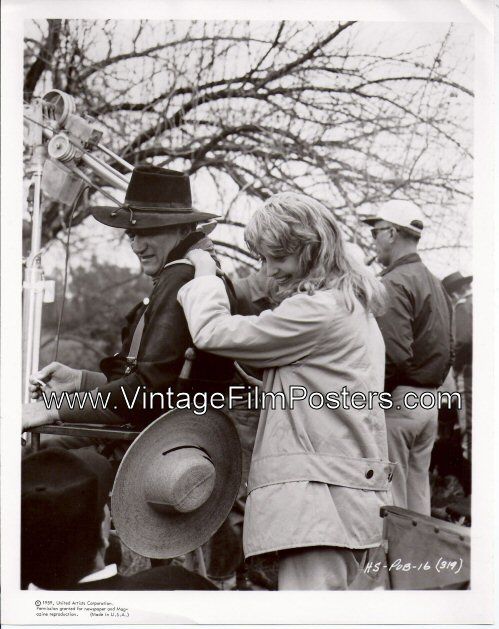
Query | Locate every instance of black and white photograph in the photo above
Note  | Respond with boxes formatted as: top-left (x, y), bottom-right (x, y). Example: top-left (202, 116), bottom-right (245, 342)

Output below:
top-left (1, 0), bottom-right (495, 625)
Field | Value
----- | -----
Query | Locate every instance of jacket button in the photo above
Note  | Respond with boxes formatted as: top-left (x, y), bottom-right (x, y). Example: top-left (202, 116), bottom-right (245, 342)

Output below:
top-left (366, 469), bottom-right (374, 479)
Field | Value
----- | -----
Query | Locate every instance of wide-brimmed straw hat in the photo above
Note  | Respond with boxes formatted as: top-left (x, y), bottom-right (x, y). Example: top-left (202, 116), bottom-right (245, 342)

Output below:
top-left (90, 165), bottom-right (217, 229)
top-left (442, 271), bottom-right (472, 295)
top-left (111, 407), bottom-right (242, 559)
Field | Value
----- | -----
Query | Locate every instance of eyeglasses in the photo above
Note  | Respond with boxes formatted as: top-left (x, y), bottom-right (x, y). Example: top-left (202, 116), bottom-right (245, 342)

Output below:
top-left (371, 226), bottom-right (392, 239)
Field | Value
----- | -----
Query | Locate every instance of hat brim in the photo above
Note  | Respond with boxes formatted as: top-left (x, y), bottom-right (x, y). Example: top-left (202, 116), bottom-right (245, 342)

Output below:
top-left (90, 206), bottom-right (218, 229)
top-left (360, 216), bottom-right (381, 226)
top-left (361, 215), bottom-right (422, 236)
top-left (111, 408), bottom-right (242, 559)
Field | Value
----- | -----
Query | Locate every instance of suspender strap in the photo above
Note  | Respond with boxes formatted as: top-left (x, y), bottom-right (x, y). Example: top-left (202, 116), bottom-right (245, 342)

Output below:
top-left (127, 308), bottom-right (146, 364)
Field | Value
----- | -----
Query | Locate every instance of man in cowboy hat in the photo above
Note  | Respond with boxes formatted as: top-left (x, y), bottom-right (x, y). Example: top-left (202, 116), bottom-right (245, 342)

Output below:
top-left (23, 165), bottom-right (235, 437)
top-left (443, 271), bottom-right (473, 470)
top-left (22, 447), bottom-right (217, 590)
top-left (362, 199), bottom-right (453, 515)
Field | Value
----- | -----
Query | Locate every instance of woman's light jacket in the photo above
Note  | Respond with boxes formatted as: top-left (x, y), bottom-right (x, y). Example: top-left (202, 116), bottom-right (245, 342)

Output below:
top-left (178, 276), bottom-right (394, 558)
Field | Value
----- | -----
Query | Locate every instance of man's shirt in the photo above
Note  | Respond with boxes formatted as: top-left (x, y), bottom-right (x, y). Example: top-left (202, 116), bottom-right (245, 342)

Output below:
top-left (376, 253), bottom-right (453, 392)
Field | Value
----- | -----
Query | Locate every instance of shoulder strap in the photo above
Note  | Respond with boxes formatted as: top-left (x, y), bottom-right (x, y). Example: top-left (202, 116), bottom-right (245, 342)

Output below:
top-left (163, 258), bottom-right (224, 278)
top-left (163, 259), bottom-right (193, 269)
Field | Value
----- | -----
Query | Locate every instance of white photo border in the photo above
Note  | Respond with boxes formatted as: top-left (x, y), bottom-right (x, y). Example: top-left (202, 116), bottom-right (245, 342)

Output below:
top-left (1, 0), bottom-right (495, 625)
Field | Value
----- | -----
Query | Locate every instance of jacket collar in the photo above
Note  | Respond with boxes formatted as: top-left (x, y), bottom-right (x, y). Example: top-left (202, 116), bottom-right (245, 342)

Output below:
top-left (380, 252), bottom-right (421, 276)
top-left (166, 231), bottom-right (205, 264)
top-left (150, 232), bottom-right (205, 287)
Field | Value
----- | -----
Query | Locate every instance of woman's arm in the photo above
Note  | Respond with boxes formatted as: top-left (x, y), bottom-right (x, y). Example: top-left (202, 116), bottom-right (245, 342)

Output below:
top-left (178, 275), bottom-right (330, 368)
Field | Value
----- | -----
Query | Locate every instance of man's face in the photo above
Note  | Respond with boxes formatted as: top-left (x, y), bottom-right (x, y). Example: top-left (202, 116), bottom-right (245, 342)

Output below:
top-left (371, 220), bottom-right (395, 267)
top-left (126, 225), bottom-right (186, 276)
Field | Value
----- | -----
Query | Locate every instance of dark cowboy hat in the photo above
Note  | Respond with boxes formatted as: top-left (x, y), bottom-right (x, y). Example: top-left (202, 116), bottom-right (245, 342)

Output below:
top-left (22, 447), bottom-right (113, 522)
top-left (442, 271), bottom-right (472, 295)
top-left (21, 448), bottom-right (113, 588)
top-left (90, 165), bottom-right (217, 229)
top-left (111, 407), bottom-right (242, 559)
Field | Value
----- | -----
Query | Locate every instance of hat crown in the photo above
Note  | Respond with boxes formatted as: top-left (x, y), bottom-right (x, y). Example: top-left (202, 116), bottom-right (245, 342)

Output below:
top-left (23, 448), bottom-right (113, 509)
top-left (379, 200), bottom-right (424, 232)
top-left (125, 165), bottom-right (192, 210)
top-left (144, 447), bottom-right (216, 514)
top-left (442, 271), bottom-right (472, 293)
top-left (90, 164), bottom-right (218, 228)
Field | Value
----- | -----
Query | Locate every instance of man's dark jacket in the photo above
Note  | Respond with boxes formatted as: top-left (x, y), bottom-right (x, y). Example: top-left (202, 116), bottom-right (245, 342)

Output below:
top-left (375, 253), bottom-right (453, 393)
top-left (58, 234), bottom-right (235, 426)
top-left (453, 293), bottom-right (472, 373)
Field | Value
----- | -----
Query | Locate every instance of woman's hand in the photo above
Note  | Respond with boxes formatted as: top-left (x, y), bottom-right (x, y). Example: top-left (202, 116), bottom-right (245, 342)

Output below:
top-left (22, 401), bottom-right (59, 431)
top-left (28, 362), bottom-right (82, 400)
top-left (186, 249), bottom-right (217, 277)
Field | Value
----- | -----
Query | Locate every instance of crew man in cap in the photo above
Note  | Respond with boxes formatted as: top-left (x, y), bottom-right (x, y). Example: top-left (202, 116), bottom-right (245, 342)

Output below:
top-left (363, 199), bottom-right (453, 515)
top-left (443, 271), bottom-right (473, 468)
top-left (22, 165), bottom-right (235, 438)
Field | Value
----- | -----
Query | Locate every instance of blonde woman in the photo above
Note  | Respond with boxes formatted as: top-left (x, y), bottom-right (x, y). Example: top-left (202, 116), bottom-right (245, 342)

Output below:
top-left (177, 192), bottom-right (394, 590)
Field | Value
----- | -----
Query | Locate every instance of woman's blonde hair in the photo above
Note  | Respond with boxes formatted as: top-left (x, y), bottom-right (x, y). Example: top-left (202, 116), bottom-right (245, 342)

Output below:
top-left (245, 192), bottom-right (385, 314)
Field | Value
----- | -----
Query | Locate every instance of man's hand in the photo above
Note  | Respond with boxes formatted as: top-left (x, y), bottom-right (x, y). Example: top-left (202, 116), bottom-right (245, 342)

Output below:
top-left (22, 401), bottom-right (59, 431)
top-left (186, 249), bottom-right (217, 277)
top-left (29, 362), bottom-right (82, 400)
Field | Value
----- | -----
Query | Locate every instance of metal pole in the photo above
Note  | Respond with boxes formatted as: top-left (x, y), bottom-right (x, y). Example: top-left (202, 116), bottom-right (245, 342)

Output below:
top-left (23, 263), bottom-right (44, 403)
top-left (23, 145), bottom-right (47, 451)
top-left (81, 151), bottom-right (129, 188)
top-left (195, 547), bottom-right (207, 578)
top-left (23, 145), bottom-right (46, 403)
top-left (96, 142), bottom-right (134, 172)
